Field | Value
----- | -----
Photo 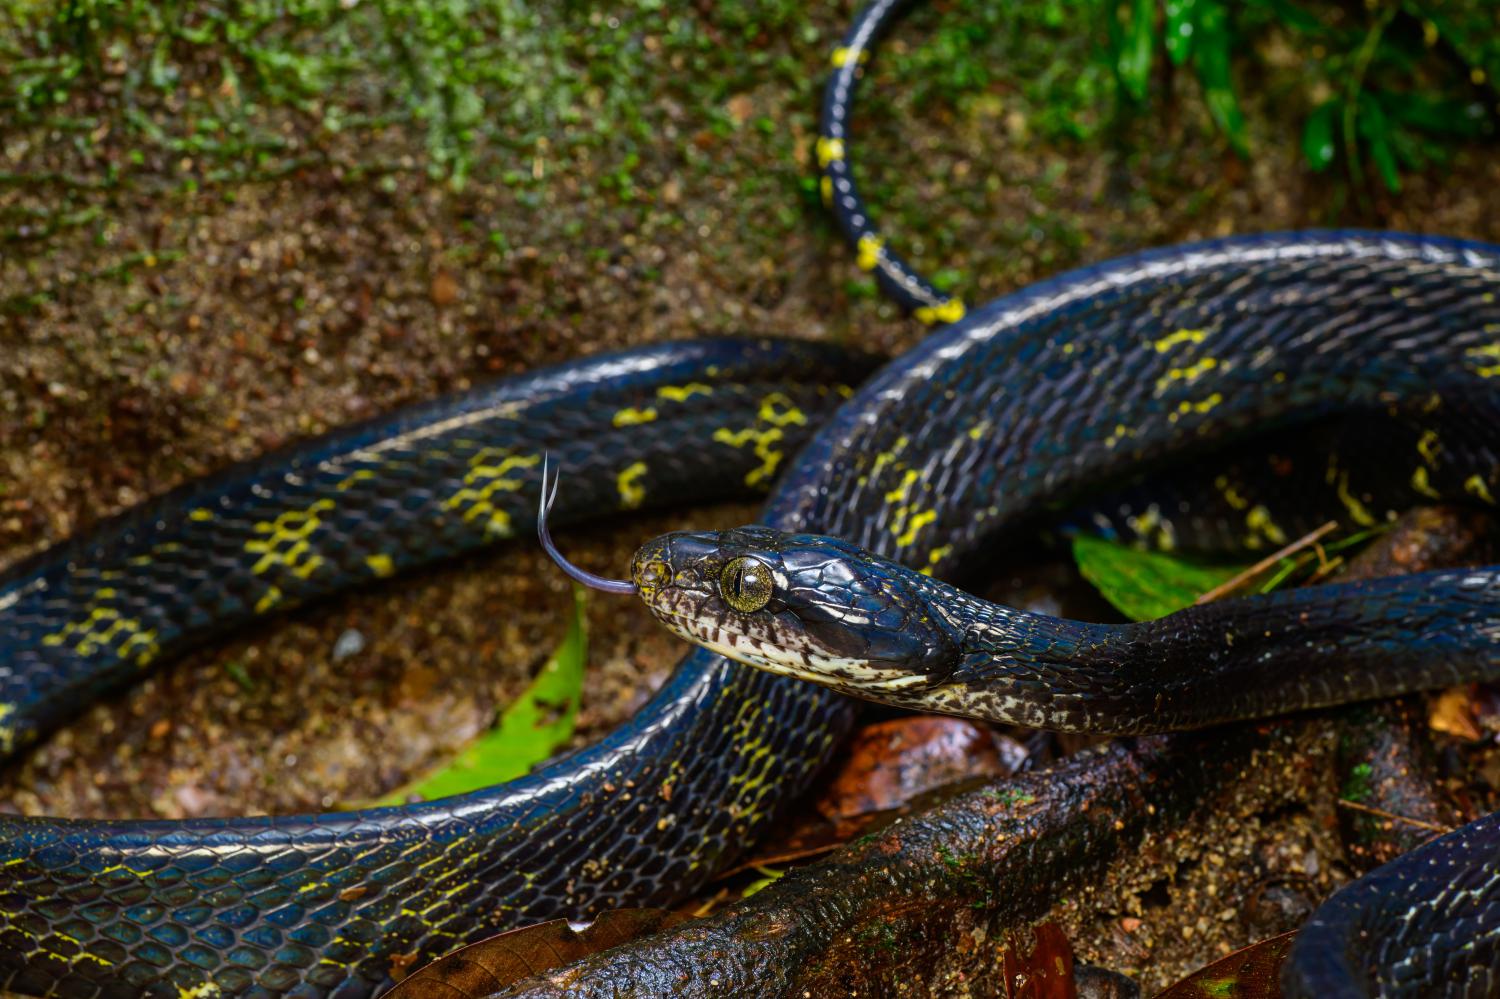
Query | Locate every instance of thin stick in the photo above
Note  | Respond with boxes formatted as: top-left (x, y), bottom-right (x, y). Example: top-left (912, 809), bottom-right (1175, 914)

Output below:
top-left (1194, 520), bottom-right (1340, 605)
top-left (1335, 798), bottom-right (1454, 835)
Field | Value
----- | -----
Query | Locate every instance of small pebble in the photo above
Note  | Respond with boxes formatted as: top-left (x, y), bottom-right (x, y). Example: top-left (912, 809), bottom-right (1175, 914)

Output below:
top-left (332, 629), bottom-right (366, 661)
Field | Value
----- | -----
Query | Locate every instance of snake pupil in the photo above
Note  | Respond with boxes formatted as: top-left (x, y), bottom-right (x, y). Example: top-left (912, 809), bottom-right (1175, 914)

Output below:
top-left (720, 556), bottom-right (772, 613)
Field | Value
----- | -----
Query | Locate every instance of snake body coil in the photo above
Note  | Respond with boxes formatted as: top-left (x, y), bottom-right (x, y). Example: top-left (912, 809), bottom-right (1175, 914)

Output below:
top-left (0, 338), bottom-right (874, 998)
top-left (4, 236), bottom-right (1500, 997)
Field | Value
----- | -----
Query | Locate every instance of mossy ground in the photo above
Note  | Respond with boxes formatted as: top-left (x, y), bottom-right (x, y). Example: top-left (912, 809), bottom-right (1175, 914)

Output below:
top-left (2, 0), bottom-right (1498, 989)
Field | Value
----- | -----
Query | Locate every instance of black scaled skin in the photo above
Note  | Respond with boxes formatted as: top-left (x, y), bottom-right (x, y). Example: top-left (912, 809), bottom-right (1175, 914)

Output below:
top-left (1284, 809), bottom-right (1500, 998)
top-left (0, 338), bottom-right (877, 999)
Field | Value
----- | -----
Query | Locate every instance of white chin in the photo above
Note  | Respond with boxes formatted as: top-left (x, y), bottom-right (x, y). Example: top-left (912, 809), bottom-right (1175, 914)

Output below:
top-left (668, 617), bottom-right (915, 690)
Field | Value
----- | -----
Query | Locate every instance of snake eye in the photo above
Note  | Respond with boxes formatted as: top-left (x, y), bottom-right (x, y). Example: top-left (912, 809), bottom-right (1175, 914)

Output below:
top-left (720, 556), bottom-right (773, 613)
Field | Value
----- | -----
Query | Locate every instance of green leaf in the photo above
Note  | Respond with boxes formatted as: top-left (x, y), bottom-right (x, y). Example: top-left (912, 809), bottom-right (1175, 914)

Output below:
top-left (1381, 92), bottom-right (1487, 138)
top-left (1117, 0), bottom-right (1157, 102)
top-left (1192, 0), bottom-right (1247, 155)
top-left (741, 865), bottom-right (786, 898)
top-left (1164, 0), bottom-right (1197, 66)
top-left (1357, 97), bottom-right (1401, 192)
top-left (1071, 534), bottom-right (1251, 622)
top-left (372, 588), bottom-right (588, 805)
top-left (1302, 99), bottom-right (1338, 170)
top-left (1255, 0), bottom-right (1327, 36)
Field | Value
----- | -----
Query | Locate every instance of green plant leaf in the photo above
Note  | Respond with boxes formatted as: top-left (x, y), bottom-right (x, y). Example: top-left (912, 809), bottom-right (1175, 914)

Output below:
top-left (371, 587), bottom-right (588, 805)
top-left (1071, 534), bottom-right (1251, 622)
top-left (1164, 0), bottom-right (1197, 66)
top-left (1192, 0), bottom-right (1248, 155)
top-left (742, 865), bottom-right (786, 898)
top-left (1255, 0), bottom-right (1327, 36)
top-left (1302, 98), bottom-right (1338, 170)
top-left (1117, 0), bottom-right (1157, 102)
top-left (1357, 96), bottom-right (1401, 192)
top-left (1381, 92), bottom-right (1488, 138)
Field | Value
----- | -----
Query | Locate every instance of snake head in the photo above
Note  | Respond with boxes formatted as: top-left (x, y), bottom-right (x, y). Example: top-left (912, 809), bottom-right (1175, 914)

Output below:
top-left (631, 526), bottom-right (961, 695)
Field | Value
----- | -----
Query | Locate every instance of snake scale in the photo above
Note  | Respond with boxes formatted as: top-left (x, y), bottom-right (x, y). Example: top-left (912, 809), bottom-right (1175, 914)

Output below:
top-left (4, 0), bottom-right (1500, 995)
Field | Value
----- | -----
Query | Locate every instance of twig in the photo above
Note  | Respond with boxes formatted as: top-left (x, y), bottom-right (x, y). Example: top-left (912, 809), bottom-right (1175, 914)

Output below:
top-left (1335, 798), bottom-right (1454, 835)
top-left (1195, 520), bottom-right (1339, 605)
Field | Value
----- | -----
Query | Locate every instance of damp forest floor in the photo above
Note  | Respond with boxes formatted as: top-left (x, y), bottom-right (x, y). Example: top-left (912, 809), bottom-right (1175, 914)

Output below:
top-left (3, 0), bottom-right (1500, 993)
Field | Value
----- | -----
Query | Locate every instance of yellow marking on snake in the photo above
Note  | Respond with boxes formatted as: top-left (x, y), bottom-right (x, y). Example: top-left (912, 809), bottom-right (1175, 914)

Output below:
top-left (70, 951), bottom-right (114, 970)
top-left (1466, 474), bottom-right (1496, 505)
top-left (714, 426), bottom-right (786, 487)
top-left (830, 46), bottom-right (869, 67)
top-left (366, 554), bottom-right (396, 578)
top-left (1152, 328), bottom-right (1207, 353)
top-left (884, 469), bottom-right (920, 506)
top-left (1417, 430), bottom-right (1442, 466)
top-left (336, 469), bottom-right (376, 491)
top-left (820, 176), bottom-right (834, 205)
top-left (711, 393), bottom-right (808, 487)
top-left (1105, 424), bottom-right (1136, 448)
top-left (244, 498), bottom-right (336, 583)
top-left (1411, 466), bottom-right (1442, 499)
top-left (894, 509), bottom-right (937, 547)
top-left (41, 605), bottom-right (159, 666)
top-left (612, 406), bottom-right (658, 427)
top-left (1215, 475), bottom-right (1250, 512)
top-left (127, 541), bottom-right (183, 567)
top-left (177, 983), bottom-right (221, 998)
top-left (1333, 470), bottom-right (1378, 527)
top-left (1167, 393), bottom-right (1224, 423)
top-left (968, 420), bottom-right (991, 441)
top-left (757, 392), bottom-right (807, 428)
top-left (255, 585), bottom-right (283, 614)
top-left (0, 703), bottom-right (15, 755)
top-left (1246, 506), bottom-right (1287, 546)
top-left (1468, 342), bottom-right (1500, 378)
top-left (657, 382), bottom-right (713, 402)
top-left (443, 451), bottom-right (540, 538)
top-left (856, 234), bottom-right (883, 271)
top-left (188, 508), bottom-right (214, 521)
top-left (1156, 357), bottom-right (1218, 395)
top-left (816, 136), bottom-right (846, 167)
top-left (617, 461), bottom-right (648, 509)
top-left (1126, 506), bottom-right (1176, 551)
top-left (883, 470), bottom-right (936, 547)
top-left (919, 544), bottom-right (955, 576)
top-left (914, 298), bottom-right (966, 325)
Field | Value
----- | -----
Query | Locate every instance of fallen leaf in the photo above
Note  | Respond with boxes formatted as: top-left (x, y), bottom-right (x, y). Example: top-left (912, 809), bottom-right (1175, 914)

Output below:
top-left (819, 716), bottom-right (1026, 821)
top-left (1072, 534), bottom-right (1248, 622)
top-left (365, 588), bottom-right (587, 805)
top-left (387, 909), bottom-right (687, 998)
top-left (724, 717), bottom-right (1026, 877)
top-left (999, 922), bottom-right (1075, 999)
top-left (1429, 686), bottom-right (1483, 742)
top-left (1154, 930), bottom-right (1297, 999)
top-left (430, 269), bottom-right (460, 307)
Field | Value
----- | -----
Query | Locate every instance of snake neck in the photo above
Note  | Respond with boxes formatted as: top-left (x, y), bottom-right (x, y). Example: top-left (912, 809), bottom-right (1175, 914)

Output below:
top-left (900, 566), bottom-right (1500, 735)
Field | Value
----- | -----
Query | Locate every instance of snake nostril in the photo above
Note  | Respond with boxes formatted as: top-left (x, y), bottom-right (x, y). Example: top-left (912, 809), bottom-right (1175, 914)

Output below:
top-left (638, 561), bottom-right (668, 588)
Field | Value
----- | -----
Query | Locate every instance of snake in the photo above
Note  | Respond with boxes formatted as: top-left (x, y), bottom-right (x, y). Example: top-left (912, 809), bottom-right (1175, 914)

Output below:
top-left (541, 231), bottom-right (1500, 997)
top-left (3, 3), bottom-right (1500, 999)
